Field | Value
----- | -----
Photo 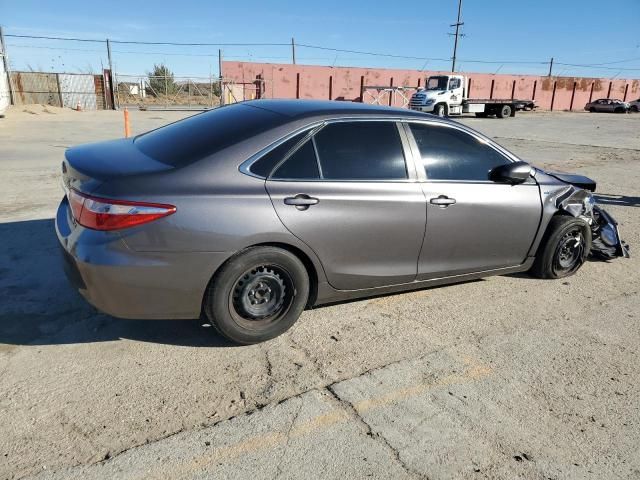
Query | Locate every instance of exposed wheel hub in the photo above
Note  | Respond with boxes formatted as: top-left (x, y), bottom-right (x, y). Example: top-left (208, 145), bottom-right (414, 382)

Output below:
top-left (555, 230), bottom-right (585, 271)
top-left (232, 267), bottom-right (286, 320)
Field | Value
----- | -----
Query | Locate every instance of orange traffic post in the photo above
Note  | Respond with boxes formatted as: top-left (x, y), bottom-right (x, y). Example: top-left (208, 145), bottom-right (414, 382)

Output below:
top-left (124, 108), bottom-right (131, 138)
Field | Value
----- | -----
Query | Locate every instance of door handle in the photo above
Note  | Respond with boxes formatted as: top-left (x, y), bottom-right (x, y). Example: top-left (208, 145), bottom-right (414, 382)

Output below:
top-left (284, 194), bottom-right (319, 210)
top-left (430, 195), bottom-right (456, 207)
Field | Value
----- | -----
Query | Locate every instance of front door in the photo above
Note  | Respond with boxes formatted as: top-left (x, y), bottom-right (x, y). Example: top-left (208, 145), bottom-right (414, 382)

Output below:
top-left (406, 121), bottom-right (542, 279)
top-left (266, 120), bottom-right (426, 290)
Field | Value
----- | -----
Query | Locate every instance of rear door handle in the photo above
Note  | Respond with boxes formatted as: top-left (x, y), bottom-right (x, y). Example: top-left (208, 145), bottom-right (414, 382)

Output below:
top-left (284, 194), bottom-right (319, 210)
top-left (430, 195), bottom-right (456, 207)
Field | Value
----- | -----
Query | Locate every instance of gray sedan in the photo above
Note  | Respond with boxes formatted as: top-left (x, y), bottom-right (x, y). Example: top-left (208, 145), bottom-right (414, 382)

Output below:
top-left (584, 98), bottom-right (630, 113)
top-left (56, 100), bottom-right (628, 344)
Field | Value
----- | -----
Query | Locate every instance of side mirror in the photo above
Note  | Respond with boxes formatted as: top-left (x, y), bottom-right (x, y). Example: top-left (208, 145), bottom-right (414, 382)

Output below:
top-left (489, 161), bottom-right (532, 184)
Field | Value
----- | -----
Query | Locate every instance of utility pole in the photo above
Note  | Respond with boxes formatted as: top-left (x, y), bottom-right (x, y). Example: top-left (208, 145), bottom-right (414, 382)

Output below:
top-left (106, 38), bottom-right (116, 110)
top-left (291, 37), bottom-right (296, 64)
top-left (0, 26), bottom-right (15, 105)
top-left (450, 0), bottom-right (464, 72)
top-left (218, 49), bottom-right (225, 106)
top-left (548, 57), bottom-right (554, 77)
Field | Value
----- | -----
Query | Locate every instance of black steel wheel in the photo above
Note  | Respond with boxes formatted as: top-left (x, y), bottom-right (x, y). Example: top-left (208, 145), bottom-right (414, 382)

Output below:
top-left (551, 227), bottom-right (587, 276)
top-left (497, 104), bottom-right (512, 118)
top-left (530, 216), bottom-right (591, 279)
top-left (205, 247), bottom-right (309, 344)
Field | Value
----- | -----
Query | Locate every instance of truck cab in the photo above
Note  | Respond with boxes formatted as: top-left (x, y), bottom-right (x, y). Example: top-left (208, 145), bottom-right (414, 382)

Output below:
top-left (410, 75), bottom-right (465, 116)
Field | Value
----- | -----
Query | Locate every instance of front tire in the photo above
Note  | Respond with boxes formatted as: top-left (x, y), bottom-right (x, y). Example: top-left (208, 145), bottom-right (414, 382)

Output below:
top-left (434, 104), bottom-right (447, 117)
top-left (204, 246), bottom-right (309, 344)
top-left (530, 216), bottom-right (591, 279)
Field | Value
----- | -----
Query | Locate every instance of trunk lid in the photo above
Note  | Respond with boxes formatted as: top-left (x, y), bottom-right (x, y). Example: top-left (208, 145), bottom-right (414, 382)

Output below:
top-left (63, 138), bottom-right (173, 194)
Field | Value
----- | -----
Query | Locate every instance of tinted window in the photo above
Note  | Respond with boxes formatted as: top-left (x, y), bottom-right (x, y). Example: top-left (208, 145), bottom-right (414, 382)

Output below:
top-left (409, 123), bottom-right (510, 181)
top-left (271, 140), bottom-right (320, 180)
top-left (250, 131), bottom-right (308, 177)
top-left (314, 122), bottom-right (407, 180)
top-left (449, 78), bottom-right (461, 89)
top-left (135, 104), bottom-right (287, 166)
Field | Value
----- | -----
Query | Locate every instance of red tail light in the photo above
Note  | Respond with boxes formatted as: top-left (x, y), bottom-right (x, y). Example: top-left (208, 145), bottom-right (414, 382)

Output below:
top-left (68, 189), bottom-right (176, 231)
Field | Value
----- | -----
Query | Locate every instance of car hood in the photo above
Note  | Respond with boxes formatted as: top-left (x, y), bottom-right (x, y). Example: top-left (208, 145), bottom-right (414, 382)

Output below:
top-left (539, 169), bottom-right (596, 192)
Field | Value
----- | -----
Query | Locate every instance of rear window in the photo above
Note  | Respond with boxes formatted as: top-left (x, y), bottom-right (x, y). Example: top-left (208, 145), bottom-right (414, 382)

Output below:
top-left (135, 104), bottom-right (287, 166)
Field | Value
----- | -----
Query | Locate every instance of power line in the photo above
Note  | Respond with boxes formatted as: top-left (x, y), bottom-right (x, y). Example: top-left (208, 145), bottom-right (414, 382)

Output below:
top-left (5, 34), bottom-right (289, 47)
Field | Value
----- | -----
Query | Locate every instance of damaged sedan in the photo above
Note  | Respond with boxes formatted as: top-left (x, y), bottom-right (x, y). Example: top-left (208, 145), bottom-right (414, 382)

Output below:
top-left (56, 100), bottom-right (629, 344)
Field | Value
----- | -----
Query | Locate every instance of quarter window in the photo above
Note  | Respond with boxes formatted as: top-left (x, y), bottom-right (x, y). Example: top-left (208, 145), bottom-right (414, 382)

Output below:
top-left (250, 131), bottom-right (308, 178)
top-left (313, 122), bottom-right (407, 180)
top-left (409, 123), bottom-right (510, 181)
top-left (271, 139), bottom-right (320, 180)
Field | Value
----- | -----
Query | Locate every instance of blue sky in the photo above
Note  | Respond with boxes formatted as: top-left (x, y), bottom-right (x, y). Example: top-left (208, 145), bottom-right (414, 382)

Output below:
top-left (1, 0), bottom-right (639, 79)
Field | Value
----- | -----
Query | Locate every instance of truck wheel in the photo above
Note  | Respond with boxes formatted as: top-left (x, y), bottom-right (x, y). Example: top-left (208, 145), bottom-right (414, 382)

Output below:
top-left (497, 105), bottom-right (512, 118)
top-left (434, 104), bottom-right (447, 117)
top-left (475, 112), bottom-right (488, 118)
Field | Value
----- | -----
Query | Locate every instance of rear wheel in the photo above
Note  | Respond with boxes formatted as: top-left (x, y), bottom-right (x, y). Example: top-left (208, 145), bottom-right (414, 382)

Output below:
top-left (614, 107), bottom-right (625, 113)
top-left (204, 246), bottom-right (309, 344)
top-left (530, 216), bottom-right (591, 279)
top-left (497, 104), bottom-right (513, 118)
top-left (434, 104), bottom-right (447, 117)
top-left (631, 105), bottom-right (639, 113)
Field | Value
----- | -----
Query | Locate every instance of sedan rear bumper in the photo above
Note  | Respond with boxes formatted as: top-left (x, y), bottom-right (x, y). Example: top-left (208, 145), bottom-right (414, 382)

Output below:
top-left (55, 197), bottom-right (231, 319)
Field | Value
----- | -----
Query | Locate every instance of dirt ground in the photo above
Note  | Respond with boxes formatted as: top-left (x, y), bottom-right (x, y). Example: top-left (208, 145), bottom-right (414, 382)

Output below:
top-left (0, 105), bottom-right (639, 480)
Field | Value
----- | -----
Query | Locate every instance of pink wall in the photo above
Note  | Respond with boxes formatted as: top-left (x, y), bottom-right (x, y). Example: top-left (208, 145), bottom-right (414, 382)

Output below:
top-left (222, 61), bottom-right (640, 111)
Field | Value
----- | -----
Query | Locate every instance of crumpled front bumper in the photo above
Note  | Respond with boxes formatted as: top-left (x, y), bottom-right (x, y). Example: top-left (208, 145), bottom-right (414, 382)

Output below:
top-left (556, 186), bottom-right (630, 259)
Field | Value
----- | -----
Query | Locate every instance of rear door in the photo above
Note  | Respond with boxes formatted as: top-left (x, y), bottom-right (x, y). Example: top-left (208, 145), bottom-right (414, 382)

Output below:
top-left (405, 121), bottom-right (542, 279)
top-left (266, 120), bottom-right (426, 290)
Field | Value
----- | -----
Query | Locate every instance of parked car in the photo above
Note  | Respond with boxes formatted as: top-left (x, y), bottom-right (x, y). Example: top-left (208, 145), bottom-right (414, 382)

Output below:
top-left (56, 100), bottom-right (629, 344)
top-left (584, 98), bottom-right (630, 113)
top-left (629, 98), bottom-right (639, 112)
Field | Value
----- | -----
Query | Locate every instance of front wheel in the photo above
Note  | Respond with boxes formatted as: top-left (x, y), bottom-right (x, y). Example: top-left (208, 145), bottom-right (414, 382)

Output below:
top-left (204, 246), bottom-right (310, 344)
top-left (530, 216), bottom-right (591, 279)
top-left (589, 107), bottom-right (596, 112)
top-left (631, 105), bottom-right (639, 113)
top-left (434, 104), bottom-right (447, 117)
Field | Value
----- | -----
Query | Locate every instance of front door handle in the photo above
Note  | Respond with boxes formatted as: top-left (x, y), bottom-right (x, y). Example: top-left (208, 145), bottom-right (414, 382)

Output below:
top-left (284, 194), bottom-right (319, 211)
top-left (430, 195), bottom-right (456, 207)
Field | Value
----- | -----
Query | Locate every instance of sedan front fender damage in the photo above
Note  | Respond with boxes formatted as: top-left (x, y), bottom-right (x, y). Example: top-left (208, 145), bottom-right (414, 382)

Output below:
top-left (555, 186), bottom-right (630, 259)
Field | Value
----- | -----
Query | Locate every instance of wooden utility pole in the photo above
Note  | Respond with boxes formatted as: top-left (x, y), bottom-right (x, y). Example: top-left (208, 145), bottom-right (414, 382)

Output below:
top-left (548, 57), bottom-right (554, 77)
top-left (218, 49), bottom-right (225, 106)
top-left (450, 0), bottom-right (463, 72)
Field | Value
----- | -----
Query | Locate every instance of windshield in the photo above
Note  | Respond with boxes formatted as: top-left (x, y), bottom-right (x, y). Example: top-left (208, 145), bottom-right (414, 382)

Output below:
top-left (426, 76), bottom-right (448, 91)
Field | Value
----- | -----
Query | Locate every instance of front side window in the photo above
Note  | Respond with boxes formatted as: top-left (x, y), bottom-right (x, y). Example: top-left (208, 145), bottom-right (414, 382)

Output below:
top-left (409, 123), bottom-right (510, 181)
top-left (449, 78), bottom-right (461, 89)
top-left (313, 122), bottom-right (407, 180)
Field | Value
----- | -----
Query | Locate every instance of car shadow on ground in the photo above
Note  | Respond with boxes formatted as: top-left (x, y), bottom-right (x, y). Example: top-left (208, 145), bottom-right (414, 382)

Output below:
top-left (0, 219), bottom-right (235, 348)
top-left (595, 193), bottom-right (640, 208)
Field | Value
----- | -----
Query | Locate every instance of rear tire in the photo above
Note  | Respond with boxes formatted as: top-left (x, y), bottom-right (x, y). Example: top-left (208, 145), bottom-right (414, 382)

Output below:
top-left (530, 216), bottom-right (591, 279)
top-left (204, 246), bottom-right (309, 344)
top-left (631, 105), bottom-right (639, 113)
top-left (497, 104), bottom-right (512, 118)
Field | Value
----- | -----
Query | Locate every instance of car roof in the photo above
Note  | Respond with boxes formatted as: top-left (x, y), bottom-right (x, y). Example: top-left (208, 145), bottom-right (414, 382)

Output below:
top-left (242, 99), bottom-right (439, 121)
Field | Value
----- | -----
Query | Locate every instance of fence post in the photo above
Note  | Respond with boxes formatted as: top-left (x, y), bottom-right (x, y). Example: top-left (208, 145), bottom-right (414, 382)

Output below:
top-left (55, 73), bottom-right (63, 107)
top-left (0, 26), bottom-right (15, 105)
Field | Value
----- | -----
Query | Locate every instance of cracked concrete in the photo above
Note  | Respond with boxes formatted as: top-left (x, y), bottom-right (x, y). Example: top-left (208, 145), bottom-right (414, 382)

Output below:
top-left (1, 107), bottom-right (639, 479)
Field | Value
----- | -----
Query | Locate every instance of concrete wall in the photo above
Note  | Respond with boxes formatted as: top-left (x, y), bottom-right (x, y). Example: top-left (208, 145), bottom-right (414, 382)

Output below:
top-left (222, 61), bottom-right (640, 111)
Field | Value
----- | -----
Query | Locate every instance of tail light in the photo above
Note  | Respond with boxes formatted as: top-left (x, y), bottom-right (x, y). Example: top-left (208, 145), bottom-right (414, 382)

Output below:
top-left (68, 189), bottom-right (176, 231)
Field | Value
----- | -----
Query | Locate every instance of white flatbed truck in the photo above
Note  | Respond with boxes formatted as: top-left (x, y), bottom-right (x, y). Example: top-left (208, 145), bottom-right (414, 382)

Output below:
top-left (409, 74), bottom-right (535, 118)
